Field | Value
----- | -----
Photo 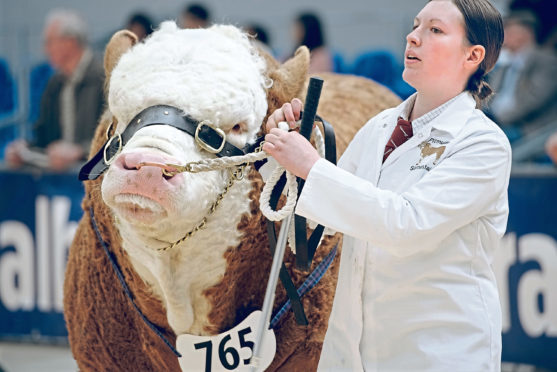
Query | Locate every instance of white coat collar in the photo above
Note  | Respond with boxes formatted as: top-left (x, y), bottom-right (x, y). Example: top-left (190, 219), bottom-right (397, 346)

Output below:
top-left (379, 91), bottom-right (476, 169)
top-left (428, 92), bottom-right (476, 138)
top-left (387, 91), bottom-right (476, 139)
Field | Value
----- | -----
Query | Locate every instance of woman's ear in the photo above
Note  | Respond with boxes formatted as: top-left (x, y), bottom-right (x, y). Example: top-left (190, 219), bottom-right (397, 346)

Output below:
top-left (466, 44), bottom-right (485, 70)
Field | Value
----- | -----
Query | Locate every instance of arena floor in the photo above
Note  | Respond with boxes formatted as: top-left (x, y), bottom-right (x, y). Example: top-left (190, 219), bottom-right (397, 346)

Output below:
top-left (0, 342), bottom-right (551, 372)
top-left (0, 342), bottom-right (76, 372)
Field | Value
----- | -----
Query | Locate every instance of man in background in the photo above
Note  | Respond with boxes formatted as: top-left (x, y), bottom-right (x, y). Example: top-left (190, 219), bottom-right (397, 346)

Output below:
top-left (486, 10), bottom-right (557, 141)
top-left (5, 9), bottom-right (104, 171)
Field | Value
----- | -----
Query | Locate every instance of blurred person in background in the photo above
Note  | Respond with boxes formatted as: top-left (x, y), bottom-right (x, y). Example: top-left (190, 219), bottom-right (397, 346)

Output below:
top-left (508, 0), bottom-right (556, 51)
top-left (126, 12), bottom-right (154, 42)
top-left (245, 23), bottom-right (273, 56)
top-left (485, 10), bottom-right (557, 141)
top-left (180, 3), bottom-right (210, 29)
top-left (545, 133), bottom-right (557, 165)
top-left (291, 12), bottom-right (333, 74)
top-left (5, 8), bottom-right (104, 171)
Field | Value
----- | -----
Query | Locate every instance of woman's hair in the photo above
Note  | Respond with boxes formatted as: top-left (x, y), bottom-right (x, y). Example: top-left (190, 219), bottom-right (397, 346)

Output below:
top-left (431, 0), bottom-right (504, 103)
top-left (295, 12), bottom-right (326, 51)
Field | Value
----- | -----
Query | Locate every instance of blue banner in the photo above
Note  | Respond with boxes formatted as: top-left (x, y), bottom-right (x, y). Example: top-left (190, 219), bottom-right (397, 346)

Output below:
top-left (0, 167), bottom-right (556, 368)
top-left (0, 168), bottom-right (84, 342)
top-left (494, 172), bottom-right (557, 369)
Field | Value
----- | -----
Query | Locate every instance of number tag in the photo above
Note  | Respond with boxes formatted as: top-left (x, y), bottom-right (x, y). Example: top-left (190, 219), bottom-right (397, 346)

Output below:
top-left (177, 310), bottom-right (276, 372)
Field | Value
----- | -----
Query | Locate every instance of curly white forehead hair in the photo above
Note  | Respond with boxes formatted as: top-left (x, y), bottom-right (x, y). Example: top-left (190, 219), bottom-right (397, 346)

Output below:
top-left (108, 21), bottom-right (270, 145)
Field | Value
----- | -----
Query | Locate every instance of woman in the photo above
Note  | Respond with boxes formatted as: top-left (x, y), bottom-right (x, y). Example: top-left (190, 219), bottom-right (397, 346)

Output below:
top-left (264, 0), bottom-right (510, 370)
top-left (292, 12), bottom-right (333, 74)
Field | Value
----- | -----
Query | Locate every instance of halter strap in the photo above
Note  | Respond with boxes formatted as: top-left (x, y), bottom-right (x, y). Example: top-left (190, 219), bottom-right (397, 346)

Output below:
top-left (79, 105), bottom-right (249, 180)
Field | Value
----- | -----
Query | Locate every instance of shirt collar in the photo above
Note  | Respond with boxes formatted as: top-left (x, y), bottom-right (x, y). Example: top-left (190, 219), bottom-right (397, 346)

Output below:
top-left (396, 91), bottom-right (475, 136)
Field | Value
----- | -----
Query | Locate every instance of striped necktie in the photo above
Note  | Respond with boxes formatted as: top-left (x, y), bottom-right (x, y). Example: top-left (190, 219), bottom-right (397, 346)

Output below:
top-left (383, 117), bottom-right (413, 163)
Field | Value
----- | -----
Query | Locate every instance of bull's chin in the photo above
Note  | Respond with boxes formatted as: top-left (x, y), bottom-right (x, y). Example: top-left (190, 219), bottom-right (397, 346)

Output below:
top-left (112, 193), bottom-right (168, 225)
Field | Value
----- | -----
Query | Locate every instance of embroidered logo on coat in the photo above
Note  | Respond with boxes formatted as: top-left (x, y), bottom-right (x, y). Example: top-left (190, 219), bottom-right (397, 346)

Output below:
top-left (410, 139), bottom-right (448, 171)
top-left (419, 142), bottom-right (445, 164)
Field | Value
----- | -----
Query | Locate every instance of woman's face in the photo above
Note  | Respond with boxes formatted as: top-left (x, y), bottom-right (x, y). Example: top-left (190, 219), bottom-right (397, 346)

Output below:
top-left (402, 0), bottom-right (471, 94)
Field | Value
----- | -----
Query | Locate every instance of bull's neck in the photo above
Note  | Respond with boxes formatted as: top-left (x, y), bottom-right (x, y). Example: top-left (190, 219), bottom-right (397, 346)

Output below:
top-left (118, 174), bottom-right (255, 335)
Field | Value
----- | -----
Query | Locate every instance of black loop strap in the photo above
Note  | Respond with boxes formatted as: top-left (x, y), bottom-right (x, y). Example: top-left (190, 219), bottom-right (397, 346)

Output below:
top-left (266, 172), bottom-right (308, 326)
top-left (295, 115), bottom-right (337, 270)
top-left (263, 113), bottom-right (337, 324)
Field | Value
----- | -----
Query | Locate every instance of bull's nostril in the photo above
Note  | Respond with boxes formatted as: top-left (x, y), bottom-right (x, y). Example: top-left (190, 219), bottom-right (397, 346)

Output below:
top-left (123, 163), bottom-right (138, 171)
top-left (136, 162), bottom-right (180, 180)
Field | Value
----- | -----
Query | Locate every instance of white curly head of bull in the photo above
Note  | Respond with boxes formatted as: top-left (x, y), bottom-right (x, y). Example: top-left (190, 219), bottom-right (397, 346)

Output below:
top-left (101, 22), bottom-right (269, 250)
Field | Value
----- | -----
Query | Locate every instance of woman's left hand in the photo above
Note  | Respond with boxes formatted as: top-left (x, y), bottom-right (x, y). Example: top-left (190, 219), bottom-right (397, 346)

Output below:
top-left (263, 128), bottom-right (321, 179)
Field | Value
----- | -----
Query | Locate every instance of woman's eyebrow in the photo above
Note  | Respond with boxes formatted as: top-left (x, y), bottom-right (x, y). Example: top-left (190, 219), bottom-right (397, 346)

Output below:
top-left (429, 18), bottom-right (445, 24)
top-left (415, 16), bottom-right (447, 25)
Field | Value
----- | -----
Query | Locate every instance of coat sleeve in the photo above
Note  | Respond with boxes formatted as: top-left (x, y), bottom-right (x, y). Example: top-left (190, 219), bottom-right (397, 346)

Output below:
top-left (295, 128), bottom-right (511, 257)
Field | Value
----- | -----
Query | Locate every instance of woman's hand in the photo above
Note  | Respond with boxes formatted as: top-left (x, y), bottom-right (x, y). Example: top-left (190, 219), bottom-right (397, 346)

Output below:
top-left (266, 98), bottom-right (303, 131)
top-left (263, 98), bottom-right (320, 179)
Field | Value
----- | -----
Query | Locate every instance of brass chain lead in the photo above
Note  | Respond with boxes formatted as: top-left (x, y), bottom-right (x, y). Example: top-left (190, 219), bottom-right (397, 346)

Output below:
top-left (157, 141), bottom-right (263, 252)
top-left (157, 164), bottom-right (245, 252)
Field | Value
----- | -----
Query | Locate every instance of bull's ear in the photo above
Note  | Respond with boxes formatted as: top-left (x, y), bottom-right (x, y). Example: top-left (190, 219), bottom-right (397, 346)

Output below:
top-left (104, 30), bottom-right (137, 88)
top-left (265, 46), bottom-right (310, 122)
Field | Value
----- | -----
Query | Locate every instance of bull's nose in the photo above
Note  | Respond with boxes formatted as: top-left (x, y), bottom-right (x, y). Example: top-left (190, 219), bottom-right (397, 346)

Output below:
top-left (116, 152), bottom-right (182, 180)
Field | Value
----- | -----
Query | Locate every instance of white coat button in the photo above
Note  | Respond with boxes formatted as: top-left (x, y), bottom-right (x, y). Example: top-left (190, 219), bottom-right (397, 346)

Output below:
top-left (418, 133), bottom-right (424, 138)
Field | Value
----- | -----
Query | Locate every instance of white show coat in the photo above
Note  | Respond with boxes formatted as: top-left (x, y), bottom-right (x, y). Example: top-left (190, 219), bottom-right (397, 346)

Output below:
top-left (296, 92), bottom-right (511, 371)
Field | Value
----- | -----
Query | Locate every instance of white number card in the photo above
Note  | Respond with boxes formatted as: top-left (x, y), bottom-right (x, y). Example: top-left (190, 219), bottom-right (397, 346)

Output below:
top-left (177, 310), bottom-right (276, 372)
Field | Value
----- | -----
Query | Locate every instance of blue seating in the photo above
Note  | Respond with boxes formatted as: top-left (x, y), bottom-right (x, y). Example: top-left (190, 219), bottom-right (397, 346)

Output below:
top-left (0, 125), bottom-right (18, 161)
top-left (0, 58), bottom-right (17, 162)
top-left (332, 51), bottom-right (346, 74)
top-left (0, 58), bottom-right (16, 117)
top-left (0, 60), bottom-right (55, 161)
top-left (350, 50), bottom-right (415, 99)
top-left (29, 62), bottom-right (55, 123)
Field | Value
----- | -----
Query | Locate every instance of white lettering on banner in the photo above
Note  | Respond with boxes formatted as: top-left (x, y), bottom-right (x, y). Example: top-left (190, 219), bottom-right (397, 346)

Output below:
top-left (494, 233), bottom-right (557, 338)
top-left (0, 196), bottom-right (77, 312)
top-left (0, 221), bottom-right (34, 311)
top-left (37, 196), bottom-right (50, 311)
top-left (52, 197), bottom-right (78, 312)
top-left (517, 234), bottom-right (557, 337)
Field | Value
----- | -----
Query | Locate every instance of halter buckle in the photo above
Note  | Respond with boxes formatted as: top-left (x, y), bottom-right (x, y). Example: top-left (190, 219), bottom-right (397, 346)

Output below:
top-left (103, 132), bottom-right (122, 165)
top-left (195, 121), bottom-right (226, 154)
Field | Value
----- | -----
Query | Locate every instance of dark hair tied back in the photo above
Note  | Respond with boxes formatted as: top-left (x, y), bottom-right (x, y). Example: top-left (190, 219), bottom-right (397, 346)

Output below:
top-left (467, 70), bottom-right (494, 102)
top-left (444, 0), bottom-right (503, 105)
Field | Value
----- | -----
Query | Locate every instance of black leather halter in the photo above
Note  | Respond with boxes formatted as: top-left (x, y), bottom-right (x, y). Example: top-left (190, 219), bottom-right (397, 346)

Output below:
top-left (78, 105), bottom-right (254, 181)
